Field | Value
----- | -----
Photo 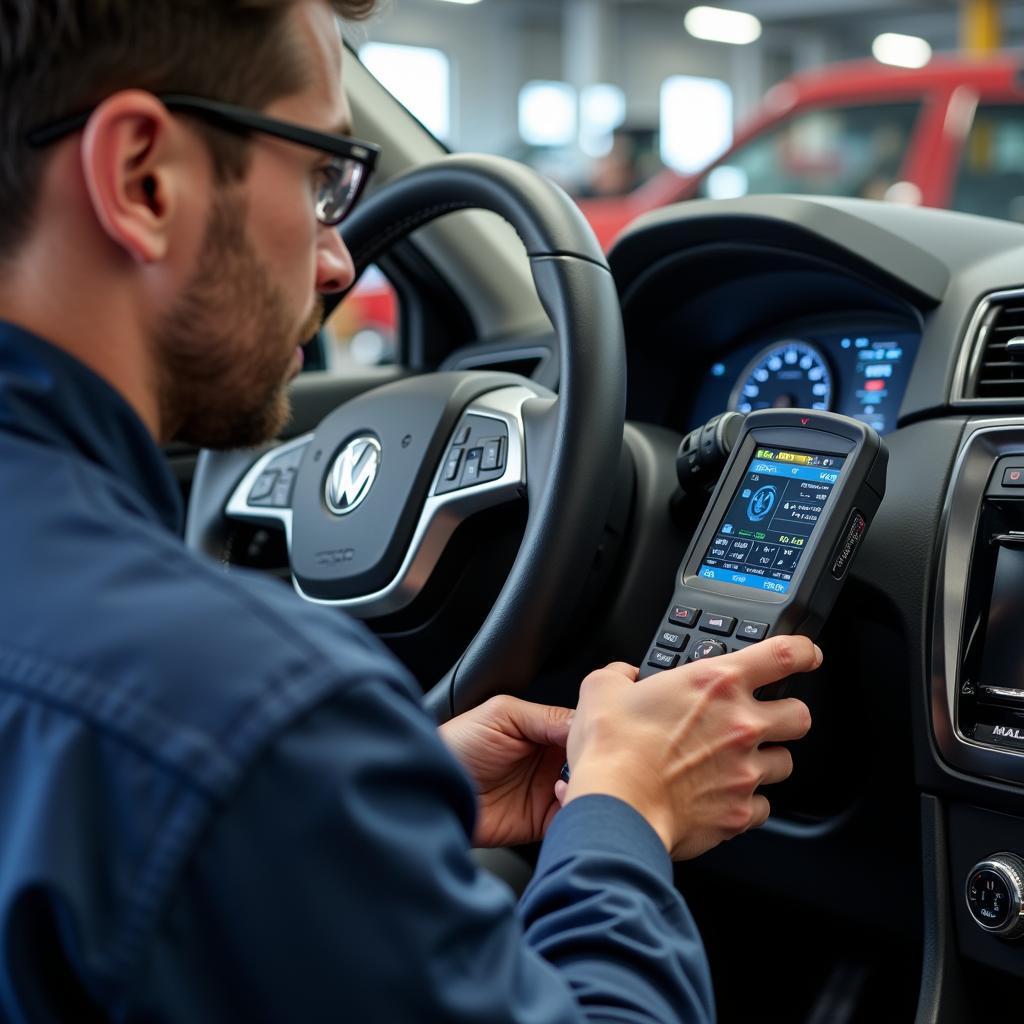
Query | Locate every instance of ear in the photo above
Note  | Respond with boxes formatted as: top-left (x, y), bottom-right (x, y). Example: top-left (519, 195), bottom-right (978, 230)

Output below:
top-left (79, 90), bottom-right (195, 264)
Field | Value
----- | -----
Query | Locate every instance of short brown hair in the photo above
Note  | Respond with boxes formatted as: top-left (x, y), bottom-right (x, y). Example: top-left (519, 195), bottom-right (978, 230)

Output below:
top-left (0, 0), bottom-right (376, 260)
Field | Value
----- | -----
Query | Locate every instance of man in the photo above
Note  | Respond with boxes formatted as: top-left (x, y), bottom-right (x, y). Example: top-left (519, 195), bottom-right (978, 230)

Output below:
top-left (0, 1), bottom-right (818, 1021)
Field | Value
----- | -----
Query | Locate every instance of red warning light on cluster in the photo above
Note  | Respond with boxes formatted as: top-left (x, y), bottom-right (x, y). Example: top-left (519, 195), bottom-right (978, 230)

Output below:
top-left (864, 379), bottom-right (886, 392)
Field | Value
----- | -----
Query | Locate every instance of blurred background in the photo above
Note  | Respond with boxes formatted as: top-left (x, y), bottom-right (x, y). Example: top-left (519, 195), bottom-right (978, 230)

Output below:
top-left (326, 0), bottom-right (1024, 365)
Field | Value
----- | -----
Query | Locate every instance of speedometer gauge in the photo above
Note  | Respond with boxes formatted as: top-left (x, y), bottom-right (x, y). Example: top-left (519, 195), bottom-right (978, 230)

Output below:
top-left (729, 340), bottom-right (833, 415)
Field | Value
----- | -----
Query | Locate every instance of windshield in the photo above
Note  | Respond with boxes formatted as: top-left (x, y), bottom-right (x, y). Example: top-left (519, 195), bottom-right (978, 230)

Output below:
top-left (696, 102), bottom-right (923, 201)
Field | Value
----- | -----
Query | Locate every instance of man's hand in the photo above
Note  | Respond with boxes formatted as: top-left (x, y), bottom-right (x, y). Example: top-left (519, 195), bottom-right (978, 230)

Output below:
top-left (561, 636), bottom-right (819, 861)
top-left (439, 695), bottom-right (573, 848)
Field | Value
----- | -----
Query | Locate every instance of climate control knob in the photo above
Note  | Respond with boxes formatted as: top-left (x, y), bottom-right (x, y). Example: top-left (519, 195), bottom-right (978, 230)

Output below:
top-left (966, 854), bottom-right (1024, 939)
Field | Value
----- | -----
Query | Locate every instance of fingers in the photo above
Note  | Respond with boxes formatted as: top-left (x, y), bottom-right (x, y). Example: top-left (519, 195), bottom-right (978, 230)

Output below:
top-left (490, 695), bottom-right (574, 747)
top-left (683, 635), bottom-right (822, 694)
top-left (575, 662), bottom-right (640, 707)
top-left (756, 744), bottom-right (794, 787)
top-left (760, 698), bottom-right (812, 744)
top-left (718, 794), bottom-right (772, 846)
top-left (748, 794), bottom-right (771, 830)
top-left (600, 662), bottom-right (640, 682)
top-left (553, 779), bottom-right (568, 805)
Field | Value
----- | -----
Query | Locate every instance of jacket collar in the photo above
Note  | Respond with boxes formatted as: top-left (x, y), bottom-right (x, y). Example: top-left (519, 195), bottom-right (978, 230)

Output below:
top-left (0, 321), bottom-right (183, 533)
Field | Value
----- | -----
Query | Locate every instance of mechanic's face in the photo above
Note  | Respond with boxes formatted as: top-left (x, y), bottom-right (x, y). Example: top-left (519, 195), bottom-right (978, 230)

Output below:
top-left (157, 0), bottom-right (354, 449)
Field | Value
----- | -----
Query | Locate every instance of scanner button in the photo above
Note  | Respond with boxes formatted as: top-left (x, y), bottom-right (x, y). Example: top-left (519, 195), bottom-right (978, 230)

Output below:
top-left (669, 606), bottom-right (700, 627)
top-left (656, 629), bottom-right (688, 652)
top-left (736, 620), bottom-right (768, 642)
top-left (647, 648), bottom-right (680, 670)
top-left (689, 639), bottom-right (727, 661)
top-left (699, 612), bottom-right (736, 637)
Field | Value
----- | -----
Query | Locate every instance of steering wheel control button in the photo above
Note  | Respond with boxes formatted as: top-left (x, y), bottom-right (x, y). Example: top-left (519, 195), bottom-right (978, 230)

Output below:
top-left (1003, 467), bottom-right (1024, 487)
top-left (830, 509), bottom-right (867, 580)
top-left (444, 449), bottom-right (463, 481)
top-left (736, 620), bottom-right (769, 642)
top-left (271, 468), bottom-right (298, 508)
top-left (669, 606), bottom-right (700, 627)
top-left (480, 439), bottom-right (504, 472)
top-left (656, 629), bottom-right (688, 652)
top-left (462, 448), bottom-right (483, 485)
top-left (248, 470), bottom-right (279, 505)
top-left (698, 612), bottom-right (736, 637)
top-left (689, 639), bottom-right (727, 661)
top-left (966, 855), bottom-right (1024, 939)
top-left (647, 648), bottom-right (680, 670)
top-left (434, 417), bottom-right (510, 495)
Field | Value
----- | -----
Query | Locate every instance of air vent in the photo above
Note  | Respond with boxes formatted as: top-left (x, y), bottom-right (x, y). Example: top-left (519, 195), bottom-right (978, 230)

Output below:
top-left (964, 291), bottom-right (1024, 400)
top-left (457, 355), bottom-right (542, 378)
top-left (448, 344), bottom-right (551, 380)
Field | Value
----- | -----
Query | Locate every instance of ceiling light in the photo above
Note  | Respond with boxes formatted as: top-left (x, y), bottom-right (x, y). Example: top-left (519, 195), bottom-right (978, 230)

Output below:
top-left (519, 81), bottom-right (576, 147)
top-left (660, 76), bottom-right (733, 174)
top-left (872, 32), bottom-right (932, 69)
top-left (684, 6), bottom-right (762, 46)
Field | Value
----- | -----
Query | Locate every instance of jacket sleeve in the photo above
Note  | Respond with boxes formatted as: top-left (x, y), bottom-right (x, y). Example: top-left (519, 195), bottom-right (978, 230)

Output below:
top-left (126, 676), bottom-right (715, 1024)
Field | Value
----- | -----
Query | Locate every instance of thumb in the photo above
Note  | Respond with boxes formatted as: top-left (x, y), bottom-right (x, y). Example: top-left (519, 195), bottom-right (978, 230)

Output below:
top-left (503, 698), bottom-right (574, 747)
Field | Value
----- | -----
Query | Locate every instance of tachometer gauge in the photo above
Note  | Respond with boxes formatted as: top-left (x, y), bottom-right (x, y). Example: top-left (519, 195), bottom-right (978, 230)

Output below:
top-left (729, 340), bottom-right (833, 414)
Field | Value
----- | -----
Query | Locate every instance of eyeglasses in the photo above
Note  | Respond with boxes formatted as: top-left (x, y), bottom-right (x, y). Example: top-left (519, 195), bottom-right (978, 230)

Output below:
top-left (26, 93), bottom-right (380, 227)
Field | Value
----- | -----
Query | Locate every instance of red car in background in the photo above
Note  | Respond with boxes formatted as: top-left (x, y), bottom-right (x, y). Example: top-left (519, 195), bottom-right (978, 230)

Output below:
top-left (581, 55), bottom-right (1024, 247)
top-left (339, 55), bottom-right (1024, 364)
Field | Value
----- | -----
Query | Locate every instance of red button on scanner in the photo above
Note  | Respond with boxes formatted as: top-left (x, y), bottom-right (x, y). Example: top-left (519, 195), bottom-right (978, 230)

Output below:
top-left (669, 605), bottom-right (700, 627)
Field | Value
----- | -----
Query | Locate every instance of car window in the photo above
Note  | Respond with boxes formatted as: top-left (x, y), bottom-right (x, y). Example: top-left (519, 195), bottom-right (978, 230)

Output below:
top-left (305, 265), bottom-right (400, 371)
top-left (695, 102), bottom-right (922, 201)
top-left (952, 103), bottom-right (1024, 222)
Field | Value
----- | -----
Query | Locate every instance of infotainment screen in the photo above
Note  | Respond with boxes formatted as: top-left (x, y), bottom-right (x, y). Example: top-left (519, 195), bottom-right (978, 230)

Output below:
top-left (695, 446), bottom-right (847, 594)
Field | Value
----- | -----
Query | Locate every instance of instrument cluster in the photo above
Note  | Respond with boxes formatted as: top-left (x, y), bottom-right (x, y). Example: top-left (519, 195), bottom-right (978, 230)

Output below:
top-left (689, 322), bottom-right (920, 436)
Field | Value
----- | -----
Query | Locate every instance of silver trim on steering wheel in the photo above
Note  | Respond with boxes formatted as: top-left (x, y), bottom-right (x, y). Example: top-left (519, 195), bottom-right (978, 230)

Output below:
top-left (224, 385), bottom-right (535, 618)
top-left (224, 432), bottom-right (313, 538)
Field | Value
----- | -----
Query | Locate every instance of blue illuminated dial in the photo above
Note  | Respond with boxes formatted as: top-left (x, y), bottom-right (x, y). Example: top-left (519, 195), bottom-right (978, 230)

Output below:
top-left (730, 340), bottom-right (833, 415)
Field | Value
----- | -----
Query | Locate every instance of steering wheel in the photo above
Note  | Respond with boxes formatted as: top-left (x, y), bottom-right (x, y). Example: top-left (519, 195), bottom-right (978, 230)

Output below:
top-left (186, 154), bottom-right (626, 721)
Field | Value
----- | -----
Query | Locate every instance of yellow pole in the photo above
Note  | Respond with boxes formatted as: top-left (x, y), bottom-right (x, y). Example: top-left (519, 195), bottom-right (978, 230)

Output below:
top-left (961, 0), bottom-right (1002, 55)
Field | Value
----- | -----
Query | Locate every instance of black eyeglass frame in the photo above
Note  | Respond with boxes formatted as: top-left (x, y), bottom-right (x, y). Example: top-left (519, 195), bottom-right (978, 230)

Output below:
top-left (26, 93), bottom-right (381, 226)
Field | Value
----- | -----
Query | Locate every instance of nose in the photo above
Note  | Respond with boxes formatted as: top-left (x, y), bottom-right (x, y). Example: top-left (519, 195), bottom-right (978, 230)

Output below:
top-left (316, 225), bottom-right (356, 295)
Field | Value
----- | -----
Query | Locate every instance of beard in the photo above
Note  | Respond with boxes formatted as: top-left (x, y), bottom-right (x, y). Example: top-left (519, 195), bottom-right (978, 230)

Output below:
top-left (154, 192), bottom-right (322, 450)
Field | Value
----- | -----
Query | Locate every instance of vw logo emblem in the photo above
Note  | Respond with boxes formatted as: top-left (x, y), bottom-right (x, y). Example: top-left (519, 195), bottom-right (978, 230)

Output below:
top-left (325, 436), bottom-right (381, 515)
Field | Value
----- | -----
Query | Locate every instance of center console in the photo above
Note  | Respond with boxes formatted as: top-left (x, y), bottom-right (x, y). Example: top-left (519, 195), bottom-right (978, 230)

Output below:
top-left (932, 419), bottom-right (1024, 976)
top-left (933, 420), bottom-right (1024, 782)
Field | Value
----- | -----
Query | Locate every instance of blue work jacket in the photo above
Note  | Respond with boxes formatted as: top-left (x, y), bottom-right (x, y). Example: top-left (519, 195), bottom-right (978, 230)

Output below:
top-left (0, 322), bottom-right (714, 1023)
